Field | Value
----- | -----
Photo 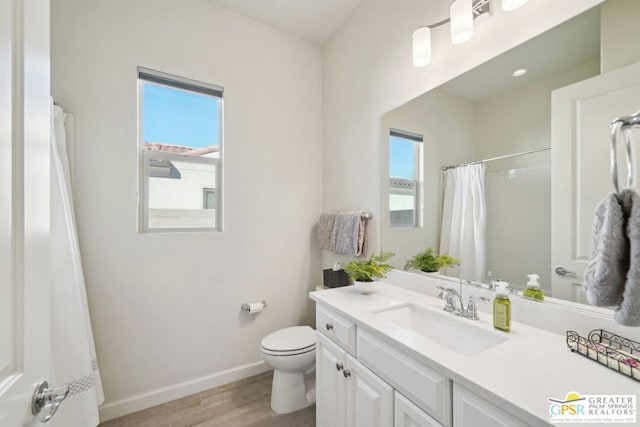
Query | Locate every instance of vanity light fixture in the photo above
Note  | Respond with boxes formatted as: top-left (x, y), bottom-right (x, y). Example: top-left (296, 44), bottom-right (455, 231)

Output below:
top-left (512, 68), bottom-right (528, 77)
top-left (450, 0), bottom-right (474, 45)
top-left (412, 0), bottom-right (527, 68)
top-left (413, 27), bottom-right (432, 67)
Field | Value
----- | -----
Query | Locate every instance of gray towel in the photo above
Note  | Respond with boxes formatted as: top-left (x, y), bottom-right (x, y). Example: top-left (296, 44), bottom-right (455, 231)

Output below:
top-left (614, 190), bottom-right (640, 326)
top-left (332, 212), bottom-right (367, 256)
top-left (584, 192), bottom-right (631, 306)
top-left (318, 213), bottom-right (336, 251)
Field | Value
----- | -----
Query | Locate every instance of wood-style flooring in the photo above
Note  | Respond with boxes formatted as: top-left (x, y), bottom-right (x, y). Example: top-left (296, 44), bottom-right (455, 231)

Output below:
top-left (99, 372), bottom-right (315, 427)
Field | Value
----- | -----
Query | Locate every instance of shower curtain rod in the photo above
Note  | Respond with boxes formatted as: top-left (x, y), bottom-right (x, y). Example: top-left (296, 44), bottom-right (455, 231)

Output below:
top-left (441, 146), bottom-right (551, 171)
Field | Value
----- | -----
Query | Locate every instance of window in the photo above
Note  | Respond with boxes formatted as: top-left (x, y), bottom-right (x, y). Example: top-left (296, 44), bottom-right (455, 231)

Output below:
top-left (389, 129), bottom-right (422, 227)
top-left (138, 67), bottom-right (223, 231)
top-left (203, 188), bottom-right (216, 210)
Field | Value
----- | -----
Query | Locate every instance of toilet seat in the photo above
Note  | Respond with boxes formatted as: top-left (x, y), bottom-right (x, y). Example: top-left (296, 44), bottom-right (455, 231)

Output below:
top-left (260, 345), bottom-right (316, 357)
top-left (260, 326), bottom-right (316, 355)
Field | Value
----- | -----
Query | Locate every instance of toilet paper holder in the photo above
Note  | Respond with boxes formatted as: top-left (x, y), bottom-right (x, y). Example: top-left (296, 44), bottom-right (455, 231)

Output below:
top-left (241, 300), bottom-right (267, 312)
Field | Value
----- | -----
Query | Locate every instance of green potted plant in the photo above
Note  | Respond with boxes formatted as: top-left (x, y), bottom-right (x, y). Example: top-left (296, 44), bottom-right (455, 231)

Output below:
top-left (404, 248), bottom-right (459, 274)
top-left (341, 251), bottom-right (395, 294)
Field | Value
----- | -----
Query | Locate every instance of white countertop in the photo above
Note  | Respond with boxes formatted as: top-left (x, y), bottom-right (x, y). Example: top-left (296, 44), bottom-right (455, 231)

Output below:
top-left (310, 283), bottom-right (639, 427)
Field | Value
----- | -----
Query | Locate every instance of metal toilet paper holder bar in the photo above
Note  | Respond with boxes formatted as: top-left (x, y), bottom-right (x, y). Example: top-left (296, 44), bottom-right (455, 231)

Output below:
top-left (241, 300), bottom-right (267, 311)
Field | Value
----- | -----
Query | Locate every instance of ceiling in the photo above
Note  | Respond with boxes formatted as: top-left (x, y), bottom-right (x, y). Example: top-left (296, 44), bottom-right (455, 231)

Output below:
top-left (204, 0), bottom-right (364, 44)
top-left (441, 7), bottom-right (601, 102)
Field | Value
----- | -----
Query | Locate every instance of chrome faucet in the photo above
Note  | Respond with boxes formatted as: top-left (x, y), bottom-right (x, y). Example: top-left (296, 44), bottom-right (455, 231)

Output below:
top-left (438, 287), bottom-right (464, 315)
top-left (437, 286), bottom-right (488, 320)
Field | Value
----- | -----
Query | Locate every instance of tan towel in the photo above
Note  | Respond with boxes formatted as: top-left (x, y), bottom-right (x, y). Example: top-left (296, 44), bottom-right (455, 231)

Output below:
top-left (332, 212), bottom-right (367, 256)
top-left (318, 213), bottom-right (336, 251)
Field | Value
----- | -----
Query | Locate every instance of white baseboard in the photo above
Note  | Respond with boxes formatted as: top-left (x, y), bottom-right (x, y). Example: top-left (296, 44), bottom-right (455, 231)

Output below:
top-left (98, 360), bottom-right (271, 422)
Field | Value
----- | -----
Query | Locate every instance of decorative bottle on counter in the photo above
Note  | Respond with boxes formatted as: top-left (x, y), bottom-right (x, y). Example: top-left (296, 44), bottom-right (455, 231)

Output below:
top-left (493, 281), bottom-right (511, 332)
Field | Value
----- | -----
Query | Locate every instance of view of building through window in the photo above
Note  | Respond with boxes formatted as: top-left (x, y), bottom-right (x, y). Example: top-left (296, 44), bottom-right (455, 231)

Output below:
top-left (389, 129), bottom-right (422, 227)
top-left (139, 69), bottom-right (223, 231)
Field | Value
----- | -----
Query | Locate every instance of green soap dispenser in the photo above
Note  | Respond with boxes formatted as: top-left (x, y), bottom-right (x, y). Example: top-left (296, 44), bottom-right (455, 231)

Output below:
top-left (493, 281), bottom-right (511, 332)
top-left (523, 273), bottom-right (545, 301)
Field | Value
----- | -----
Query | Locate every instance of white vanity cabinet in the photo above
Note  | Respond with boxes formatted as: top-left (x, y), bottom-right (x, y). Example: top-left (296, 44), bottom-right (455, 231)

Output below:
top-left (453, 383), bottom-right (529, 427)
top-left (316, 331), bottom-right (347, 427)
top-left (315, 302), bottom-right (540, 427)
top-left (316, 331), bottom-right (393, 427)
top-left (395, 392), bottom-right (443, 427)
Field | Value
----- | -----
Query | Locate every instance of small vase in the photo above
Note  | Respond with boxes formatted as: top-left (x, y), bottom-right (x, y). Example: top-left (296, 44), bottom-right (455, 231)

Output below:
top-left (354, 280), bottom-right (376, 295)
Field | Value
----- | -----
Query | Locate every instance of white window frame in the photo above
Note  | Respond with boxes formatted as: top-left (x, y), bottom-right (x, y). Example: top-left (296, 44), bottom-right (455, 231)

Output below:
top-left (389, 129), bottom-right (423, 228)
top-left (137, 67), bottom-right (224, 233)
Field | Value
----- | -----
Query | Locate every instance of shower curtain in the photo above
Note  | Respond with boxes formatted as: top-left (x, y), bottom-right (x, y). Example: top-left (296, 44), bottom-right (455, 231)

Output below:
top-left (50, 100), bottom-right (104, 426)
top-left (439, 163), bottom-right (486, 282)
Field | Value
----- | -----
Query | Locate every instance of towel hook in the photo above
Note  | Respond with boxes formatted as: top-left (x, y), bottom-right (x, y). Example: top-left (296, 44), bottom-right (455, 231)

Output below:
top-left (610, 112), bottom-right (639, 194)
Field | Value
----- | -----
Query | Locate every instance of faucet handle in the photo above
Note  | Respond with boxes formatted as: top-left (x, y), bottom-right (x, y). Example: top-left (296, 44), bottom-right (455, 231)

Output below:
top-left (464, 295), bottom-right (480, 320)
top-left (436, 285), bottom-right (448, 300)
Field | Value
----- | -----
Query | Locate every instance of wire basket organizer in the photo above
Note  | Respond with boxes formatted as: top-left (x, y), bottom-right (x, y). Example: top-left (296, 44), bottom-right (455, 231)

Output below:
top-left (566, 330), bottom-right (640, 382)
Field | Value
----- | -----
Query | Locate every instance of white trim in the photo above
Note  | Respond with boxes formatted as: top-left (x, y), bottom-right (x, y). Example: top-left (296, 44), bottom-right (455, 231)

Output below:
top-left (98, 360), bottom-right (271, 422)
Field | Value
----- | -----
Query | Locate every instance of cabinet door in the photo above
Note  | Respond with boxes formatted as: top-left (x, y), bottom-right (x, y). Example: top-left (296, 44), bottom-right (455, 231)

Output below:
top-left (346, 354), bottom-right (394, 427)
top-left (453, 383), bottom-right (528, 427)
top-left (395, 392), bottom-right (442, 427)
top-left (317, 331), bottom-right (347, 427)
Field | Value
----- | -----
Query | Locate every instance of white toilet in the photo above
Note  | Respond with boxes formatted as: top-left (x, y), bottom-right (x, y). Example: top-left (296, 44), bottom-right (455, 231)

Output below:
top-left (260, 326), bottom-right (316, 414)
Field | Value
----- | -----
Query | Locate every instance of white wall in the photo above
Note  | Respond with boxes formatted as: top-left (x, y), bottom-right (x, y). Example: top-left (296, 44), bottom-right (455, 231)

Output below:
top-left (474, 57), bottom-right (601, 170)
top-left (51, 0), bottom-right (323, 419)
top-left (601, 0), bottom-right (640, 73)
top-left (381, 91), bottom-right (475, 269)
top-left (322, 0), bottom-right (603, 270)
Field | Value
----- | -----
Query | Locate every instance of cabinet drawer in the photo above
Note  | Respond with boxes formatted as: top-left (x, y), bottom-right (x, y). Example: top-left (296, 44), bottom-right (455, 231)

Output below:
top-left (317, 304), bottom-right (356, 354)
top-left (395, 392), bottom-right (442, 427)
top-left (358, 329), bottom-right (451, 426)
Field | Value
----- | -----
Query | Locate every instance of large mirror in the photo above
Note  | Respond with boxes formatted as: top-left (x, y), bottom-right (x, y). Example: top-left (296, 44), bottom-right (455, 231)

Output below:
top-left (381, 2), bottom-right (640, 307)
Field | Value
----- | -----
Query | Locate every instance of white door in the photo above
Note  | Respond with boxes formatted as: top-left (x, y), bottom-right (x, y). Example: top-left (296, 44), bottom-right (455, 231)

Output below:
top-left (0, 0), bottom-right (51, 426)
top-left (551, 60), bottom-right (640, 302)
top-left (316, 332), bottom-right (347, 427)
top-left (345, 355), bottom-right (393, 427)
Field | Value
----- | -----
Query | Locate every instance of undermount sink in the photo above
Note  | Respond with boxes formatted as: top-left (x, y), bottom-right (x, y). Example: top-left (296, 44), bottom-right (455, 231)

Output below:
top-left (372, 303), bottom-right (509, 357)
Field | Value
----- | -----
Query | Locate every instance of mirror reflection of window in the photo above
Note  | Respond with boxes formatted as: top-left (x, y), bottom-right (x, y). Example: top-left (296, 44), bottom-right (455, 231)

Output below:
top-left (389, 129), bottom-right (423, 228)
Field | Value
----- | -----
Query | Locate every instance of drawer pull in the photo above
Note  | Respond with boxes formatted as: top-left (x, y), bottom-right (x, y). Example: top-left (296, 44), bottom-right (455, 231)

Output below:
top-left (343, 369), bottom-right (351, 378)
top-left (325, 323), bottom-right (334, 331)
top-left (336, 362), bottom-right (344, 371)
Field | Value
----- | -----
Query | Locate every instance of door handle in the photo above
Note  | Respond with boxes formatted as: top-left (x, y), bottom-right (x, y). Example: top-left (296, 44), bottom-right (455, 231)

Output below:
top-left (32, 381), bottom-right (70, 423)
top-left (555, 267), bottom-right (576, 277)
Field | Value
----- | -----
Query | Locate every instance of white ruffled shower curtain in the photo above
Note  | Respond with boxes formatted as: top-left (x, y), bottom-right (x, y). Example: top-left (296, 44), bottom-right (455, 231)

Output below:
top-left (50, 100), bottom-right (104, 426)
top-left (439, 163), bottom-right (486, 282)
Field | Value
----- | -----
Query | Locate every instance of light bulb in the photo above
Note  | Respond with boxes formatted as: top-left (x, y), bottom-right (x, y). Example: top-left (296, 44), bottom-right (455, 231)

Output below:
top-left (412, 27), bottom-right (432, 67)
top-left (502, 0), bottom-right (528, 11)
top-left (450, 0), bottom-right (473, 45)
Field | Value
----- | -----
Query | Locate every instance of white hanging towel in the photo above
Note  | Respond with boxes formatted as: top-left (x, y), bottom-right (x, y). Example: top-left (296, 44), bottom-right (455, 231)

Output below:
top-left (439, 163), bottom-right (486, 282)
top-left (50, 100), bottom-right (104, 426)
